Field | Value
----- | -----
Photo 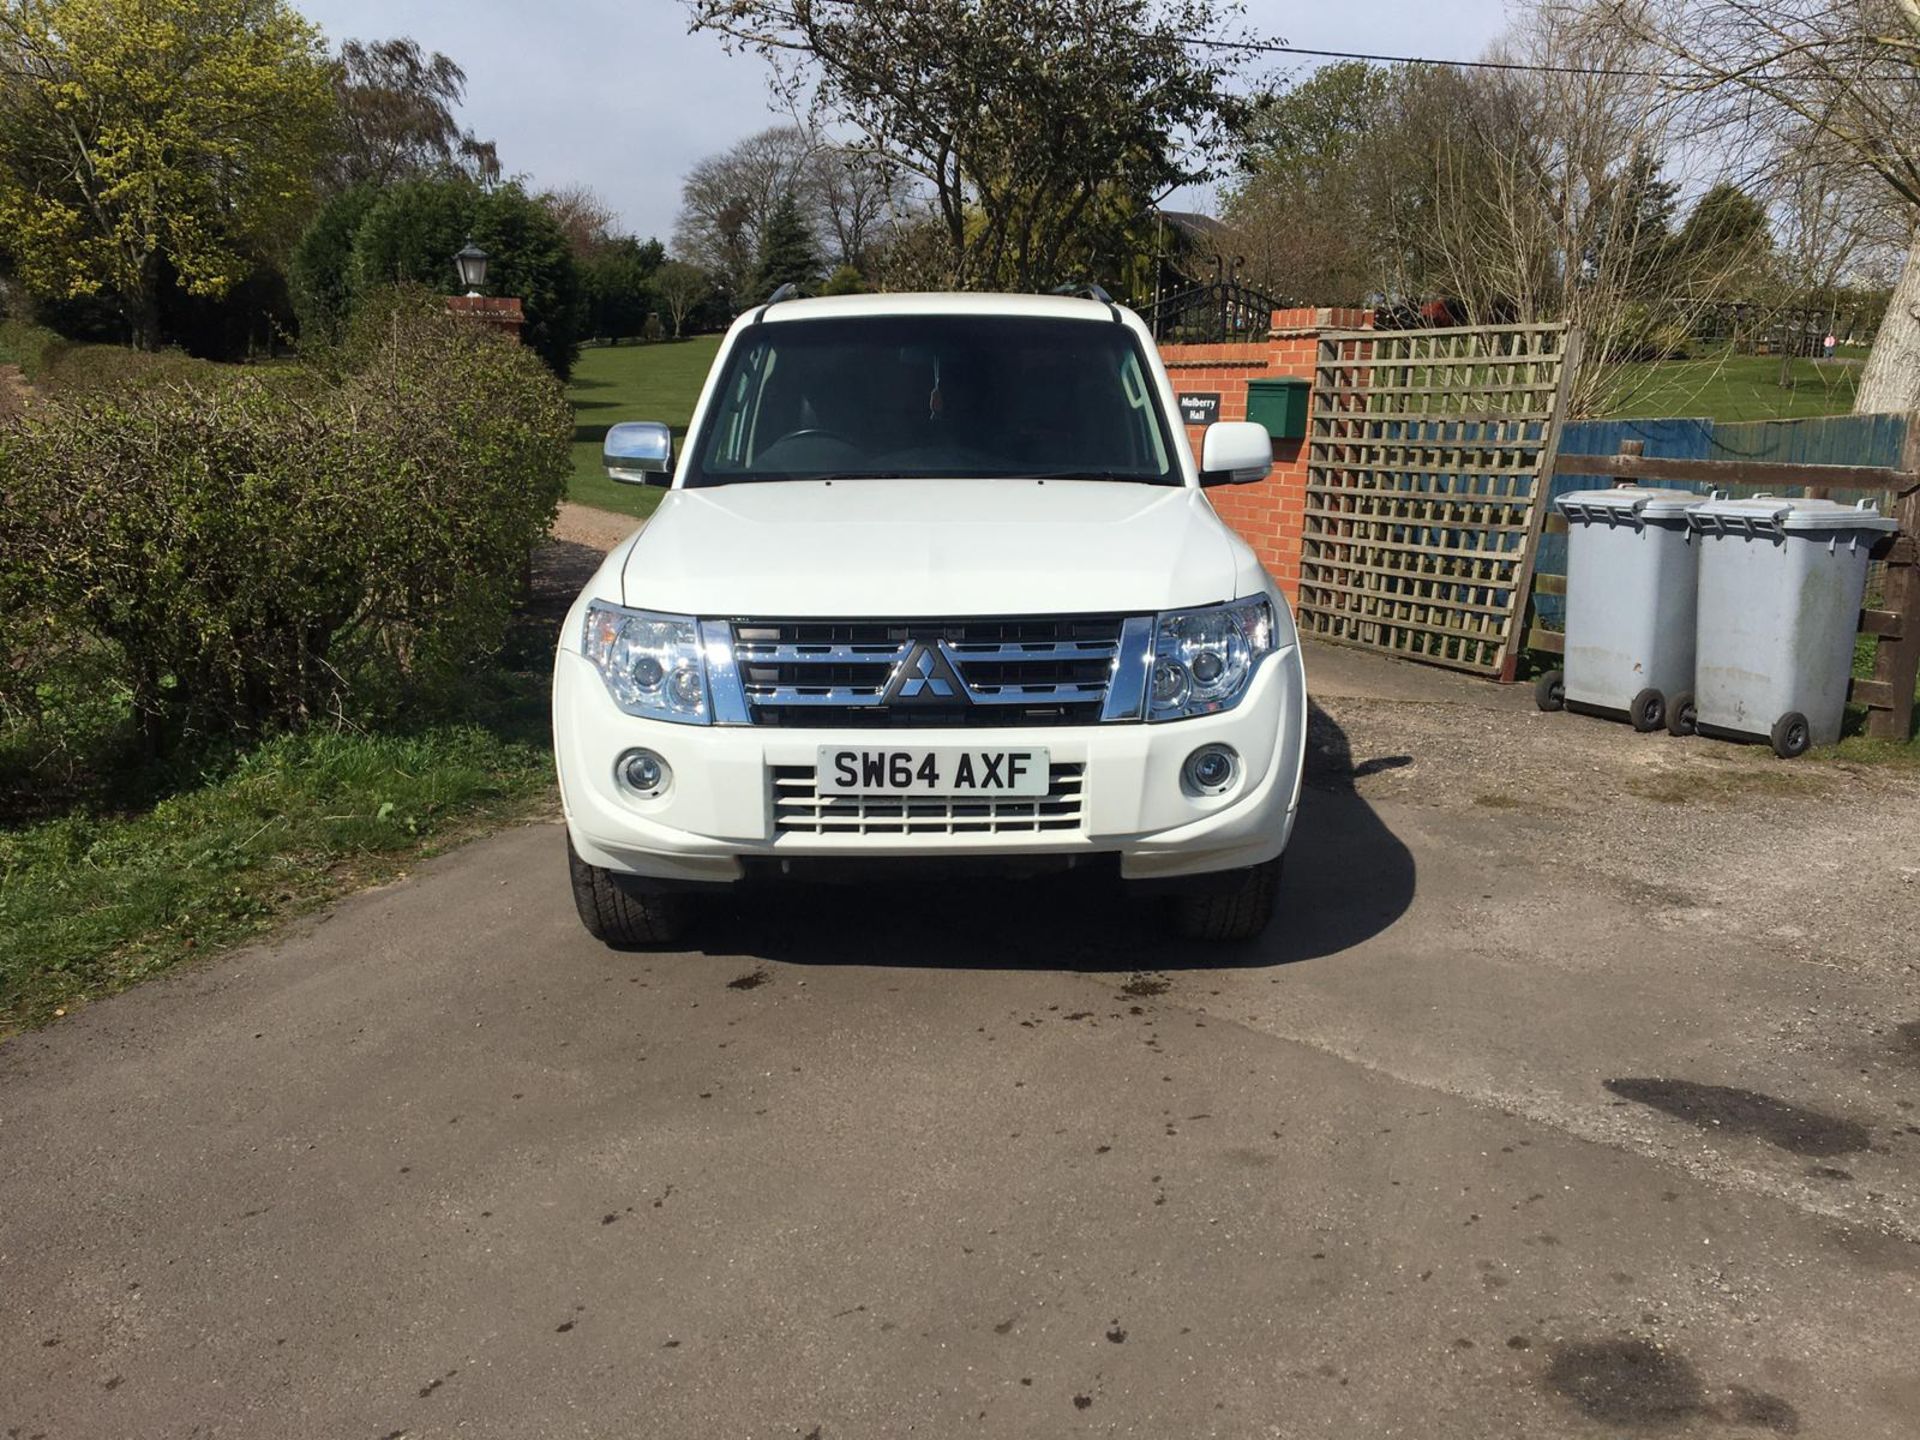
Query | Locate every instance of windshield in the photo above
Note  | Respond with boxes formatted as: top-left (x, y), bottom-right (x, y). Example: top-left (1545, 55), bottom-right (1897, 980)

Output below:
top-left (683, 314), bottom-right (1179, 486)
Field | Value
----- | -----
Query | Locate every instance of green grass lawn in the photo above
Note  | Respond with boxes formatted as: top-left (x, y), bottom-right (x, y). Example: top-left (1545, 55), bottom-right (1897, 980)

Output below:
top-left (1603, 347), bottom-right (1866, 422)
top-left (567, 336), bottom-right (723, 519)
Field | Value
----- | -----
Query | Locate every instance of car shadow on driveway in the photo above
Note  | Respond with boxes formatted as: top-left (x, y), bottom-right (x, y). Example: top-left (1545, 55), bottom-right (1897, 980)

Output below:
top-left (692, 701), bottom-right (1415, 974)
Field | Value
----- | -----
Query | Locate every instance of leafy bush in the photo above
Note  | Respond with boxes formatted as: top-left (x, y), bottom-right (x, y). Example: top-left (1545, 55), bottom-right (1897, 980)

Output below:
top-left (288, 184), bottom-right (383, 346)
top-left (0, 288), bottom-right (570, 755)
top-left (0, 318), bottom-right (67, 380)
top-left (1599, 302), bottom-right (1693, 364)
top-left (0, 317), bottom-right (233, 393)
top-left (582, 237), bottom-right (663, 343)
top-left (333, 178), bottom-right (586, 378)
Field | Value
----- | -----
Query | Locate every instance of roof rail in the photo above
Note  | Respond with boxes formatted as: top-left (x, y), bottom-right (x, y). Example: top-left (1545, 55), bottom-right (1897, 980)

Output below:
top-left (751, 281), bottom-right (806, 323)
top-left (1050, 282), bottom-right (1114, 304)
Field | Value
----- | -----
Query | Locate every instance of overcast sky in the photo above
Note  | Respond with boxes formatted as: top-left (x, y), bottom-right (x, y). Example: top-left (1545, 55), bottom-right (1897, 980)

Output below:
top-left (296, 0), bottom-right (1516, 243)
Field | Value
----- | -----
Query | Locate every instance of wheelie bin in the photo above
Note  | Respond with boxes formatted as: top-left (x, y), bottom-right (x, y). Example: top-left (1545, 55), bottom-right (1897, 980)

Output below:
top-left (1686, 494), bottom-right (1897, 757)
top-left (1538, 485), bottom-right (1710, 734)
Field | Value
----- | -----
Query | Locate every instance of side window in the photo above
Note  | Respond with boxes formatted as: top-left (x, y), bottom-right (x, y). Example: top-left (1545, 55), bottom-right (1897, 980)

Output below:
top-left (705, 341), bottom-right (772, 470)
top-left (1119, 351), bottom-right (1170, 472)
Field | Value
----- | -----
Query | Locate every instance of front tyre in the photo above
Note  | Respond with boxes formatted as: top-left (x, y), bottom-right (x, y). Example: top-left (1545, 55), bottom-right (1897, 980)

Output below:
top-left (567, 836), bottom-right (692, 947)
top-left (1172, 857), bottom-right (1284, 942)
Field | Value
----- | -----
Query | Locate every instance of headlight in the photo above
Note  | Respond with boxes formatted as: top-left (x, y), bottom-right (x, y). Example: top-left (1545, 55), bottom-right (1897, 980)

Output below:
top-left (582, 602), bottom-right (711, 723)
top-left (1148, 598), bottom-right (1277, 721)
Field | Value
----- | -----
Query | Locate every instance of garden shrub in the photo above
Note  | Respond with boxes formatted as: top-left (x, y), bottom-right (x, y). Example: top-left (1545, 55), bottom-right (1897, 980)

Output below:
top-left (0, 318), bottom-right (235, 394)
top-left (0, 318), bottom-right (67, 380)
top-left (0, 288), bottom-right (570, 755)
top-left (39, 342), bottom-right (231, 395)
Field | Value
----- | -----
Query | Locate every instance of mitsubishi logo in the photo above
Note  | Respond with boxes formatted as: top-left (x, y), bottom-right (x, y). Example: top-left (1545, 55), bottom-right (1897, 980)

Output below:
top-left (883, 641), bottom-right (969, 705)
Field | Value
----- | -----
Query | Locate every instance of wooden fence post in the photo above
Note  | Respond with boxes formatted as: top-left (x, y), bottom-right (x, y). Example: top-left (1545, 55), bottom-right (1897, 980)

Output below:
top-left (1864, 418), bottom-right (1920, 741)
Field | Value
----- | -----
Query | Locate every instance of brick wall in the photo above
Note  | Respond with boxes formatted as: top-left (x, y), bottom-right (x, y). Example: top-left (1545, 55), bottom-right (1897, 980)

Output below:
top-left (1159, 306), bottom-right (1372, 602)
top-left (445, 294), bottom-right (525, 343)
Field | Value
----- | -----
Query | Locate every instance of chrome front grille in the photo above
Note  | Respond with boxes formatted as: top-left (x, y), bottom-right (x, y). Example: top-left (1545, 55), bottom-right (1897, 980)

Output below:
top-left (730, 616), bottom-right (1149, 727)
top-left (772, 764), bottom-right (1087, 835)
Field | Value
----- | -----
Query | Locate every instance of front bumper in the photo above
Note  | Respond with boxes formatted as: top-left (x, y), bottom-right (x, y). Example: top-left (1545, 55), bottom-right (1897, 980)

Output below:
top-left (553, 644), bottom-right (1306, 885)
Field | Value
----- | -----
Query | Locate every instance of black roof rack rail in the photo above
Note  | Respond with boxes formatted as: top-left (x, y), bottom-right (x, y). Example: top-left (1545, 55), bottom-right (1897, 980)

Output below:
top-left (751, 282), bottom-right (806, 322)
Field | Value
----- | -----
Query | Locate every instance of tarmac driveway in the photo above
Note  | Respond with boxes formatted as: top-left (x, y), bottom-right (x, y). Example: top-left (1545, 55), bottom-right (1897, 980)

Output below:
top-left (4, 620), bottom-right (1920, 1439)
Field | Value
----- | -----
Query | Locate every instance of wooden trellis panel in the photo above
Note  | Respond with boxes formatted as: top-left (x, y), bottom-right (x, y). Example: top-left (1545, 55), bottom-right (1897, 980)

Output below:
top-left (1299, 323), bottom-right (1580, 678)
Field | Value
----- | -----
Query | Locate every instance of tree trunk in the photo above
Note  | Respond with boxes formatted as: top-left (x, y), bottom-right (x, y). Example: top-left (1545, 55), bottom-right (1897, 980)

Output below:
top-left (1856, 245), bottom-right (1920, 414)
top-left (126, 258), bottom-right (161, 352)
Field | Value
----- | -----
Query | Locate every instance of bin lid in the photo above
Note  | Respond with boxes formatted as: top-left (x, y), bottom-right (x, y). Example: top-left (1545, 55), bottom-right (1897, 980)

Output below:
top-left (1555, 485), bottom-right (1704, 520)
top-left (1687, 494), bottom-right (1898, 533)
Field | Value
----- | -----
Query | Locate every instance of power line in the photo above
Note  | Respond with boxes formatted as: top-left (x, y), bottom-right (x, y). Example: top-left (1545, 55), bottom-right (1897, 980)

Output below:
top-left (1184, 35), bottom-right (1685, 81)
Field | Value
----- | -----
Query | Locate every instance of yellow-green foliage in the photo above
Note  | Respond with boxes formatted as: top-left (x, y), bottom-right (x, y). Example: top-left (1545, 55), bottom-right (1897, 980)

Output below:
top-left (0, 0), bottom-right (335, 338)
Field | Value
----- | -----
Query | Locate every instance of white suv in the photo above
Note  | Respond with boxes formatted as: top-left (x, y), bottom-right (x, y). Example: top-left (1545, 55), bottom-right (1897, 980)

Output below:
top-left (553, 291), bottom-right (1307, 945)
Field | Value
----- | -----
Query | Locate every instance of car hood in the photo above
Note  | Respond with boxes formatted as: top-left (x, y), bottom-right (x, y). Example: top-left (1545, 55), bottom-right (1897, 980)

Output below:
top-left (618, 480), bottom-right (1241, 616)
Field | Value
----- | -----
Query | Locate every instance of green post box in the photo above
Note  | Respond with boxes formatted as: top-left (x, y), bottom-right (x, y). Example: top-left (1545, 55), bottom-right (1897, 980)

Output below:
top-left (1245, 377), bottom-right (1310, 441)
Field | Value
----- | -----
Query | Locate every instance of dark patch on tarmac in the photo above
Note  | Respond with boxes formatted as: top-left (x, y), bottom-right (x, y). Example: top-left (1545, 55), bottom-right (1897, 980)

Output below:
top-left (1605, 1078), bottom-right (1869, 1157)
top-left (726, 969), bottom-right (769, 991)
top-left (1120, 974), bottom-right (1168, 997)
top-left (1543, 1338), bottom-right (1798, 1432)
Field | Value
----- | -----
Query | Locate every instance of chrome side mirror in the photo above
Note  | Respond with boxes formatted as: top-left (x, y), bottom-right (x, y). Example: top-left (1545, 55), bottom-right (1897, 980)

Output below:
top-left (603, 421), bottom-right (673, 486)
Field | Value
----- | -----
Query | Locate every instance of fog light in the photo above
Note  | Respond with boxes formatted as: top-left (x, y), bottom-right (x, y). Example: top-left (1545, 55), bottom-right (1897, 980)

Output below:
top-left (1182, 743), bottom-right (1239, 796)
top-left (616, 747), bottom-right (670, 797)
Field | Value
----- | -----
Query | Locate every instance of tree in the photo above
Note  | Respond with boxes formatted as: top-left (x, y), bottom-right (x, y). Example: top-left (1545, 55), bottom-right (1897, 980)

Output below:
top-left (289, 185), bottom-right (385, 344)
top-left (1591, 0), bottom-right (1920, 412)
top-left (1223, 61), bottom-right (1394, 302)
top-left (674, 125), bottom-right (822, 301)
top-left (1673, 183), bottom-right (1770, 275)
top-left (683, 0), bottom-right (1266, 291)
top-left (325, 37), bottom-right (498, 192)
top-left (542, 182), bottom-right (621, 259)
top-left (344, 179), bottom-right (587, 377)
top-left (653, 261), bottom-right (711, 337)
top-left (809, 144), bottom-right (909, 273)
top-left (582, 235), bottom-right (665, 342)
top-left (749, 193), bottom-right (823, 300)
top-left (1587, 146), bottom-right (1681, 291)
top-left (0, 0), bottom-right (336, 349)
top-left (819, 263), bottom-right (868, 295)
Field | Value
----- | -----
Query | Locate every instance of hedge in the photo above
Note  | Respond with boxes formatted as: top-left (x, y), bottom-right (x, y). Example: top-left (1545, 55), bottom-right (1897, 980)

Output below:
top-left (0, 289), bottom-right (571, 755)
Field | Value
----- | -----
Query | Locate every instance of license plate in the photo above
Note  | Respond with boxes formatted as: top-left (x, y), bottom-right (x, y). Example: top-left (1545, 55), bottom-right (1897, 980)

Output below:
top-left (817, 746), bottom-right (1050, 797)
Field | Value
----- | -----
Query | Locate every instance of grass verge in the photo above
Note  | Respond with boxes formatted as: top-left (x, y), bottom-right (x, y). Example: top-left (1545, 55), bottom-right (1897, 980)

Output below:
top-left (1602, 346), bottom-right (1865, 422)
top-left (0, 725), bottom-right (552, 1031)
top-left (566, 335), bottom-right (722, 519)
top-left (1, 561), bottom-right (569, 1036)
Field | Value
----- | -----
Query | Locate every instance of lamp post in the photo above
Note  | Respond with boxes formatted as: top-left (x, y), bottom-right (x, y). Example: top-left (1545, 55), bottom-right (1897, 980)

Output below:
top-left (453, 239), bottom-right (489, 297)
top-left (445, 238), bottom-right (521, 344)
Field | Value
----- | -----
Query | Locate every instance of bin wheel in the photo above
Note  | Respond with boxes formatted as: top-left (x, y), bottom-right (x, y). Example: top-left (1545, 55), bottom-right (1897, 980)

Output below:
top-left (1770, 711), bottom-right (1811, 760)
top-left (1629, 687), bottom-right (1666, 733)
top-left (1534, 669), bottom-right (1566, 712)
top-left (1666, 691), bottom-right (1697, 738)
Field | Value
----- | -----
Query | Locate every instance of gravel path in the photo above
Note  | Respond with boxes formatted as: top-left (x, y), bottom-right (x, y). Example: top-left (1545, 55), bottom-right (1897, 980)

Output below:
top-left (551, 500), bottom-right (642, 554)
